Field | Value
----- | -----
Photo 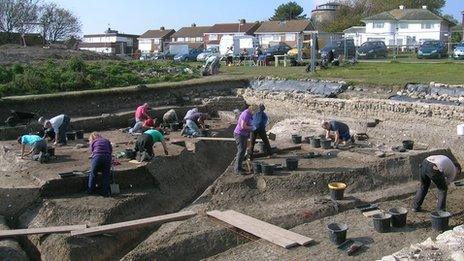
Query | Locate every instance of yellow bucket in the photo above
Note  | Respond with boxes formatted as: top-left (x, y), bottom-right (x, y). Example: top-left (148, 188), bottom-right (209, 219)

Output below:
top-left (328, 182), bottom-right (347, 191)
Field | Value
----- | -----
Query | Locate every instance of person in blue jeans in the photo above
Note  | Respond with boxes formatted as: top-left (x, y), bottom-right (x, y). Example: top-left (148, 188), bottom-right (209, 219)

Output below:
top-left (322, 120), bottom-right (352, 146)
top-left (248, 104), bottom-right (272, 159)
top-left (88, 132), bottom-right (113, 197)
top-left (17, 134), bottom-right (48, 163)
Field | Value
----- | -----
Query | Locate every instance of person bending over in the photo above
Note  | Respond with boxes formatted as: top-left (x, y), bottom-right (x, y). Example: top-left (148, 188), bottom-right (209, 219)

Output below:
top-left (248, 104), bottom-right (272, 159)
top-left (38, 114), bottom-right (71, 146)
top-left (322, 120), bottom-right (351, 146)
top-left (233, 105), bottom-right (257, 175)
top-left (134, 129), bottom-right (169, 162)
top-left (18, 134), bottom-right (48, 163)
top-left (412, 155), bottom-right (460, 212)
top-left (88, 132), bottom-right (113, 197)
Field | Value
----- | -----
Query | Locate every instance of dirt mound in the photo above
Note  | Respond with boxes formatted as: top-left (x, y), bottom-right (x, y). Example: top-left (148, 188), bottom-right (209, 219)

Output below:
top-left (0, 44), bottom-right (118, 65)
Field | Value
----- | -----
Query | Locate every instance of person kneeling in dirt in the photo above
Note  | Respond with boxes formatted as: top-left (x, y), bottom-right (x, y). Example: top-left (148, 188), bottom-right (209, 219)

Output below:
top-left (322, 120), bottom-right (352, 146)
top-left (181, 112), bottom-right (207, 137)
top-left (411, 155), bottom-right (460, 212)
top-left (134, 129), bottom-right (169, 162)
top-left (18, 134), bottom-right (49, 163)
top-left (163, 109), bottom-right (179, 125)
top-left (248, 104), bottom-right (272, 159)
top-left (129, 103), bottom-right (152, 134)
top-left (38, 114), bottom-right (71, 146)
top-left (88, 132), bottom-right (113, 197)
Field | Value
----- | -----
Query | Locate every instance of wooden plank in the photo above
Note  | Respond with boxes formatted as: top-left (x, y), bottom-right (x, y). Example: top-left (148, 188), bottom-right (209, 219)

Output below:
top-left (0, 224), bottom-right (88, 239)
top-left (207, 210), bottom-right (298, 249)
top-left (196, 137), bottom-right (263, 142)
top-left (362, 209), bottom-right (383, 218)
top-left (222, 210), bottom-right (313, 246)
top-left (71, 211), bottom-right (196, 237)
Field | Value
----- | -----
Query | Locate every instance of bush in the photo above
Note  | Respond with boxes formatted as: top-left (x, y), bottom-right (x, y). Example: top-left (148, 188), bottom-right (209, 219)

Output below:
top-left (0, 65), bottom-right (13, 84)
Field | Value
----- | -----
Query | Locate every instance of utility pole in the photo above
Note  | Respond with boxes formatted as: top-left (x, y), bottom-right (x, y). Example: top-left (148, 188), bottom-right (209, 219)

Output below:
top-left (310, 32), bottom-right (317, 73)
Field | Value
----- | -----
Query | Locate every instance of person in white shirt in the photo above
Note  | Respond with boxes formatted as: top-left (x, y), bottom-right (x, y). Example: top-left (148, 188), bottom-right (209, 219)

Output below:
top-left (412, 155), bottom-right (461, 212)
top-left (38, 114), bottom-right (71, 145)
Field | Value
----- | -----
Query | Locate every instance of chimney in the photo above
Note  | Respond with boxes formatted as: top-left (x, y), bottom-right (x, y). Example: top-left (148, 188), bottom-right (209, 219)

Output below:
top-left (239, 19), bottom-right (246, 24)
top-left (399, 5), bottom-right (404, 10)
top-left (160, 26), bottom-right (165, 30)
top-left (191, 23), bottom-right (196, 27)
top-left (422, 5), bottom-right (427, 10)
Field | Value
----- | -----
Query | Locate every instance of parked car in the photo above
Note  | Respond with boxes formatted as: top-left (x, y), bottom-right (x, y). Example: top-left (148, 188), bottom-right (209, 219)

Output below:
top-left (417, 41), bottom-right (447, 59)
top-left (287, 41), bottom-right (311, 59)
top-left (320, 39), bottom-right (355, 62)
top-left (264, 43), bottom-right (291, 59)
top-left (453, 42), bottom-right (464, 60)
top-left (357, 41), bottom-right (387, 59)
top-left (197, 47), bottom-right (220, 62)
top-left (174, 49), bottom-right (202, 62)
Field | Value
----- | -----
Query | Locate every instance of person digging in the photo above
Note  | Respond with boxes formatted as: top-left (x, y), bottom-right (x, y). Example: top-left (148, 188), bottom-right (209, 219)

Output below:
top-left (38, 114), bottom-right (71, 146)
top-left (248, 104), bottom-right (272, 159)
top-left (88, 132), bottom-right (113, 197)
top-left (134, 128), bottom-right (169, 162)
top-left (411, 155), bottom-right (460, 212)
top-left (322, 120), bottom-right (352, 147)
top-left (17, 134), bottom-right (49, 163)
top-left (233, 104), bottom-right (258, 175)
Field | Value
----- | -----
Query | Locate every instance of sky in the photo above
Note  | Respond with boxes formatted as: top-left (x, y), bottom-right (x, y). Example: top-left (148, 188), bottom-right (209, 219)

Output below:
top-left (50, 0), bottom-right (463, 35)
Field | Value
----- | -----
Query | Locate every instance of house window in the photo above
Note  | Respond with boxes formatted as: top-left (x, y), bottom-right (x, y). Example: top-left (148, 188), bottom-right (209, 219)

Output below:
top-left (373, 22), bottom-right (384, 29)
top-left (153, 39), bottom-right (160, 44)
top-left (209, 34), bottom-right (218, 41)
top-left (171, 38), bottom-right (176, 42)
top-left (399, 23), bottom-right (408, 29)
top-left (285, 33), bottom-right (295, 41)
top-left (177, 37), bottom-right (185, 42)
top-left (421, 23), bottom-right (434, 29)
top-left (196, 37), bottom-right (203, 42)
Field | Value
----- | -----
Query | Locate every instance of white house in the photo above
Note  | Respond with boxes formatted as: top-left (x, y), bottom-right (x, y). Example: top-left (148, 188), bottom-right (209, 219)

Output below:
top-left (254, 20), bottom-right (315, 48)
top-left (138, 27), bottom-right (175, 54)
top-left (345, 5), bottom-right (455, 47)
top-left (79, 28), bottom-right (139, 55)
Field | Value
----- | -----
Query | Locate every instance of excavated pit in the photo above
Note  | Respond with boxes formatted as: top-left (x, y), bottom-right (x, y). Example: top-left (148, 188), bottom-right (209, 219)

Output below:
top-left (2, 83), bottom-right (464, 260)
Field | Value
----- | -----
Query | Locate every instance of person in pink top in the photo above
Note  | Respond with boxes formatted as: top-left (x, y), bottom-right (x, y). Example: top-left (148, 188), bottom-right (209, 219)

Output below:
top-left (130, 103), bottom-right (152, 134)
top-left (233, 104), bottom-right (257, 174)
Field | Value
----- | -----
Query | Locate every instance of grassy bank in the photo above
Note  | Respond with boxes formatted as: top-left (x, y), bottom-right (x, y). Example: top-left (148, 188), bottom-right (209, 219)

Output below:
top-left (0, 58), bottom-right (200, 96)
top-left (221, 62), bottom-right (464, 88)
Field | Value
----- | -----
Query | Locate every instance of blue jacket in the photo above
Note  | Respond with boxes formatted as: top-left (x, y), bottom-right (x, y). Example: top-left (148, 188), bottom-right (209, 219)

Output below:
top-left (252, 110), bottom-right (268, 131)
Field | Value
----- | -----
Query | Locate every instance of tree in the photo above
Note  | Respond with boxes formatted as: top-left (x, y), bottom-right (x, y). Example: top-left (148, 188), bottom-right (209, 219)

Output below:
top-left (40, 2), bottom-right (81, 43)
top-left (270, 1), bottom-right (307, 21)
top-left (0, 0), bottom-right (40, 44)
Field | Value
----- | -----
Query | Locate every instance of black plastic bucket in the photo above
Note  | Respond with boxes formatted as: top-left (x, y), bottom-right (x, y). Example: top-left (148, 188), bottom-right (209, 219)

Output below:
top-left (327, 223), bottom-right (348, 245)
top-left (310, 137), bottom-right (321, 148)
top-left (322, 139), bottom-right (332, 149)
top-left (125, 149), bottom-right (136, 160)
top-left (261, 164), bottom-right (274, 175)
top-left (75, 130), bottom-right (84, 140)
top-left (47, 146), bottom-right (55, 157)
top-left (292, 135), bottom-right (302, 144)
top-left (328, 182), bottom-right (346, 200)
top-left (431, 211), bottom-right (452, 231)
top-left (286, 158), bottom-right (299, 171)
top-left (66, 132), bottom-right (76, 141)
top-left (402, 140), bottom-right (414, 150)
top-left (389, 207), bottom-right (408, 228)
top-left (373, 213), bottom-right (392, 233)
top-left (252, 161), bottom-right (262, 174)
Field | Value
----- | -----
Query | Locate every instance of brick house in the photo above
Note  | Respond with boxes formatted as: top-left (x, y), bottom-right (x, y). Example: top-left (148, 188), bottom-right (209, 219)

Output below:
top-left (204, 20), bottom-right (260, 49)
top-left (254, 20), bottom-right (315, 48)
top-left (170, 24), bottom-right (211, 51)
top-left (138, 27), bottom-right (175, 54)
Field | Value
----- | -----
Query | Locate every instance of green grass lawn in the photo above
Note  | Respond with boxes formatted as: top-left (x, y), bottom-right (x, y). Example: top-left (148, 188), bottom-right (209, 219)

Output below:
top-left (220, 62), bottom-right (464, 89)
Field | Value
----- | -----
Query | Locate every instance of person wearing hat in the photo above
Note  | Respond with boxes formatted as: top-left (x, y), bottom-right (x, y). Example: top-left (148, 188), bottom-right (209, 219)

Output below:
top-left (17, 134), bottom-right (49, 163)
top-left (129, 103), bottom-right (153, 134)
top-left (38, 114), bottom-right (71, 146)
top-left (134, 128), bottom-right (169, 162)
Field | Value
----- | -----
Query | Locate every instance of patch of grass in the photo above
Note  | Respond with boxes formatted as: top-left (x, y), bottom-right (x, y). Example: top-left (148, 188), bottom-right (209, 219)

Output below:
top-left (220, 62), bottom-right (464, 88)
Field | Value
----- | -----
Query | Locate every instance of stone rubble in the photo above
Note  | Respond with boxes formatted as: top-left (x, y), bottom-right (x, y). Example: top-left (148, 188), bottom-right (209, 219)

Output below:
top-left (394, 82), bottom-right (464, 104)
top-left (380, 225), bottom-right (464, 261)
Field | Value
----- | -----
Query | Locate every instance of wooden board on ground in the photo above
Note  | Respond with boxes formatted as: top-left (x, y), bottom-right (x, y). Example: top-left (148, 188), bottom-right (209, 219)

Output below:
top-left (222, 210), bottom-right (313, 246)
top-left (0, 224), bottom-right (87, 239)
top-left (208, 210), bottom-right (297, 249)
top-left (196, 137), bottom-right (262, 142)
top-left (70, 211), bottom-right (196, 237)
top-left (362, 209), bottom-right (383, 218)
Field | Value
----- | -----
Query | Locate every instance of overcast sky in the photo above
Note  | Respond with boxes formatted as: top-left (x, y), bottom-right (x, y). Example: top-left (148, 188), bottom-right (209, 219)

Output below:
top-left (50, 0), bottom-right (463, 35)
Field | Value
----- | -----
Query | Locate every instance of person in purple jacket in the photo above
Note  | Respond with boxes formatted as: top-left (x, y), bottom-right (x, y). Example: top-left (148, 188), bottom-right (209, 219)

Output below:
top-left (88, 132), bottom-right (113, 197)
top-left (233, 104), bottom-right (258, 174)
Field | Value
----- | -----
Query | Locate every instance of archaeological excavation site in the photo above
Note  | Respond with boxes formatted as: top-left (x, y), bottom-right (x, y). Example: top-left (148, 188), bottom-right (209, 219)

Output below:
top-left (1, 77), bottom-right (464, 261)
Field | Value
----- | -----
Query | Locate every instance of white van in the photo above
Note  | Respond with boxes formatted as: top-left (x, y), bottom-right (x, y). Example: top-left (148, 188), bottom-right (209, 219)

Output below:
top-left (219, 35), bottom-right (259, 56)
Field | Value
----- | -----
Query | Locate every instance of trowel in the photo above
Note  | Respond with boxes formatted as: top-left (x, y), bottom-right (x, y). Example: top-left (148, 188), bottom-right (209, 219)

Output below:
top-left (110, 165), bottom-right (120, 195)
